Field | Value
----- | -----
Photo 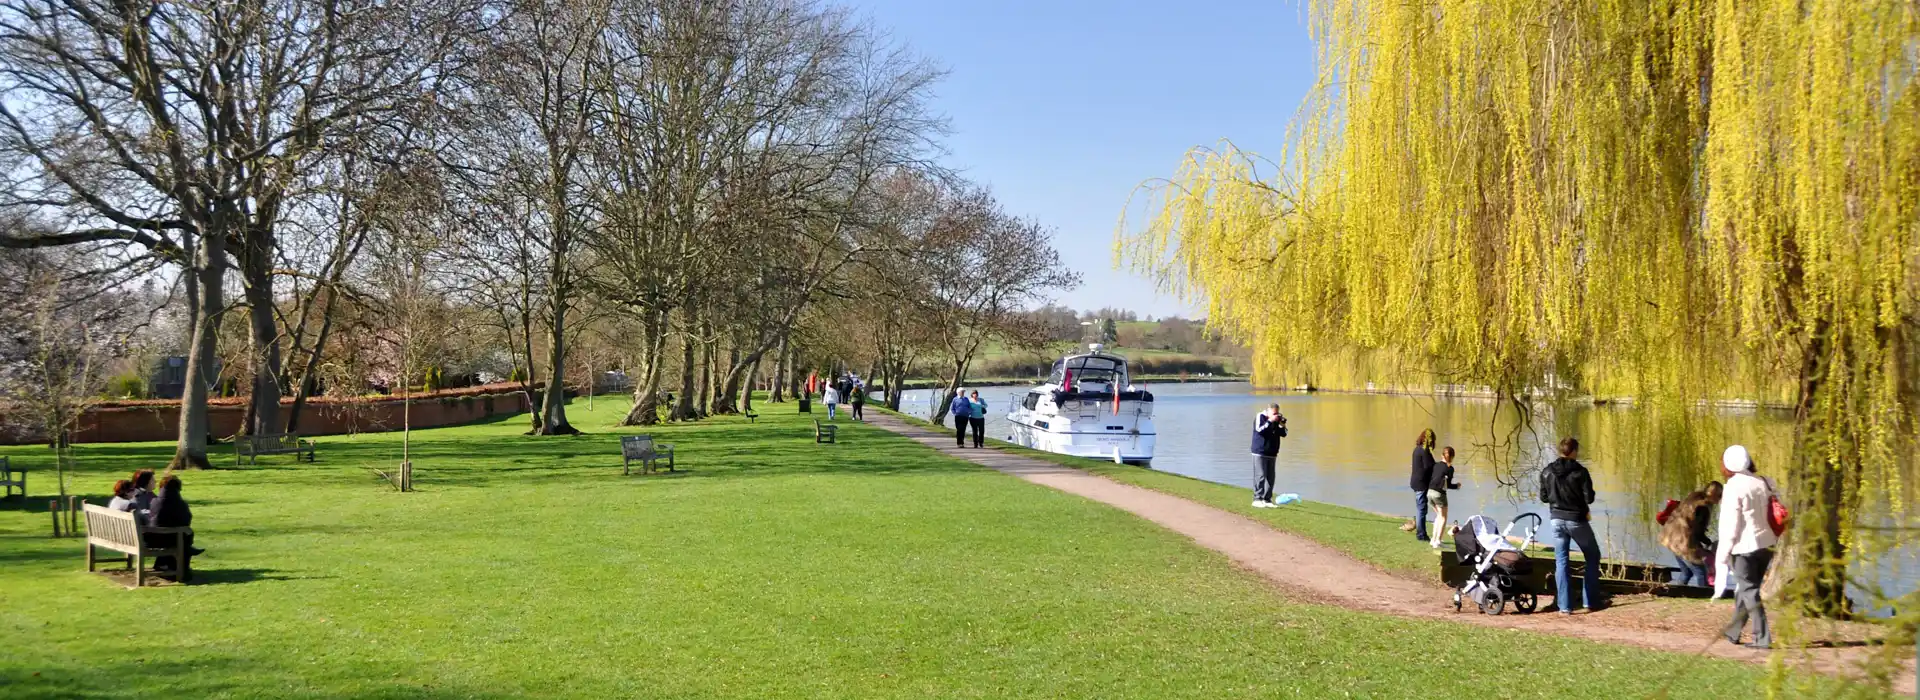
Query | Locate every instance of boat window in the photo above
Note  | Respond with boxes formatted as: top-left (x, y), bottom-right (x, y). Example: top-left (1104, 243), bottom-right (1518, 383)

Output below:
top-left (1023, 392), bottom-right (1040, 410)
top-left (1053, 355), bottom-right (1130, 390)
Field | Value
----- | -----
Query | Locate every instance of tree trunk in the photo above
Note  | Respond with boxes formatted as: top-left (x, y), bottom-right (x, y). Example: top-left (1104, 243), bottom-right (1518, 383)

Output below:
top-left (885, 359), bottom-right (906, 410)
top-left (769, 334), bottom-right (789, 402)
top-left (621, 310), bottom-right (669, 426)
top-left (170, 234), bottom-right (225, 470)
top-left (239, 244), bottom-right (284, 438)
top-left (670, 316), bottom-right (699, 421)
top-left (285, 292), bottom-right (339, 434)
top-left (534, 264), bottom-right (577, 435)
top-left (741, 354), bottom-right (761, 413)
top-left (1769, 318), bottom-right (1852, 616)
top-left (929, 359), bottom-right (971, 425)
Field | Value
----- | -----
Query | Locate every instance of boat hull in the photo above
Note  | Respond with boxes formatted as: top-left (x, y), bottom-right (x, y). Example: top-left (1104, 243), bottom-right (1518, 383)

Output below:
top-left (1006, 418), bottom-right (1155, 464)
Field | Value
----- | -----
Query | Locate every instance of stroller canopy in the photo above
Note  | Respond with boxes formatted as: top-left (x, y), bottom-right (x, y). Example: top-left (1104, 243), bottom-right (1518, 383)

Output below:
top-left (1465, 515), bottom-right (1516, 555)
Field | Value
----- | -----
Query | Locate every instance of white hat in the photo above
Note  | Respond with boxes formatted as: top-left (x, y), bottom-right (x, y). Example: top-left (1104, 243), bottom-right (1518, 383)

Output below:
top-left (1723, 445), bottom-right (1752, 473)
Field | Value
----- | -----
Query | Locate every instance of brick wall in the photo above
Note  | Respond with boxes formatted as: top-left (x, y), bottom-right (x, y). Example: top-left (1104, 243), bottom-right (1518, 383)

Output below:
top-left (19, 389), bottom-right (538, 445)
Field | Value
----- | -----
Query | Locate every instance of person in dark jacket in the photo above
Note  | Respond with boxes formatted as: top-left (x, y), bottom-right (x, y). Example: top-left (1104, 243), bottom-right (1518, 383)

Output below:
top-left (1249, 404), bottom-right (1287, 508)
top-left (1661, 482), bottom-right (1723, 587)
top-left (850, 382), bottom-right (867, 421)
top-left (146, 475), bottom-right (203, 575)
top-left (1409, 429), bottom-right (1437, 541)
top-left (1427, 446), bottom-right (1462, 548)
top-left (129, 469), bottom-right (157, 513)
top-left (1540, 437), bottom-right (1603, 613)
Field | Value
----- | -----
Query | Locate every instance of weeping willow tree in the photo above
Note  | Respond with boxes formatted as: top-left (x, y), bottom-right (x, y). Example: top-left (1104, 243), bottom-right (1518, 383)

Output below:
top-left (1125, 0), bottom-right (1917, 682)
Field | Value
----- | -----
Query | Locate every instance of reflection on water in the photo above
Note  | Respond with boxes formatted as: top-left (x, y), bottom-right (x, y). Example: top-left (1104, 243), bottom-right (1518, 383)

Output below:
top-left (901, 381), bottom-right (1916, 601)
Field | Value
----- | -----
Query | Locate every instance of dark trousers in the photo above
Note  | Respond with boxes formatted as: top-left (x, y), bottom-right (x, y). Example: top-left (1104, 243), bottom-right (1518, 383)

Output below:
top-left (1253, 455), bottom-right (1277, 502)
top-left (852, 403), bottom-right (864, 420)
top-left (147, 532), bottom-right (194, 573)
top-left (1726, 548), bottom-right (1773, 646)
top-left (969, 417), bottom-right (985, 447)
top-left (1414, 491), bottom-right (1430, 540)
top-left (954, 417), bottom-right (969, 446)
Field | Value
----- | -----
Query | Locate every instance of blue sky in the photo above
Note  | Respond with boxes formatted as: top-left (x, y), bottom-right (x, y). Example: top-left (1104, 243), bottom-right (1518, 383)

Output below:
top-left (854, 0), bottom-right (1318, 318)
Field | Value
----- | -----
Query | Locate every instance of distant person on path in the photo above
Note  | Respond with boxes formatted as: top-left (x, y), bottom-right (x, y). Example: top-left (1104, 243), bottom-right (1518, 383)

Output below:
top-left (949, 391), bottom-right (973, 447)
top-left (1718, 445), bottom-right (1777, 649)
top-left (1660, 482), bottom-right (1723, 587)
top-left (968, 391), bottom-right (988, 447)
top-left (1249, 404), bottom-right (1287, 508)
top-left (1409, 429), bottom-right (1437, 541)
top-left (107, 479), bottom-right (137, 512)
top-left (823, 383), bottom-right (840, 420)
top-left (1428, 446), bottom-right (1461, 548)
top-left (147, 475), bottom-right (203, 574)
top-left (1540, 436), bottom-right (1604, 614)
top-left (850, 381), bottom-right (866, 421)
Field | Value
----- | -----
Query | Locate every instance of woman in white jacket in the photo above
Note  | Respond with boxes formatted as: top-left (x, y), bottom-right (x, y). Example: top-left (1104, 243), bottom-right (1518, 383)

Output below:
top-left (822, 384), bottom-right (840, 420)
top-left (1716, 445), bottom-right (1778, 649)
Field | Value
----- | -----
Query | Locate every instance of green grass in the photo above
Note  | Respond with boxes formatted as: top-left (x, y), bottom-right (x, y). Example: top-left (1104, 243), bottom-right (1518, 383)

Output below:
top-left (0, 400), bottom-right (1826, 698)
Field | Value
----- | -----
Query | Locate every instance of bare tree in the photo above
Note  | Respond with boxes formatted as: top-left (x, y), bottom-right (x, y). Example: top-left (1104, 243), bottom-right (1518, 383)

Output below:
top-left (0, 0), bottom-right (484, 466)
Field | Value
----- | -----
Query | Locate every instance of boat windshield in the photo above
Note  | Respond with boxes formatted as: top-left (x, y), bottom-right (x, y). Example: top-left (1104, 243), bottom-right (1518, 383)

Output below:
top-left (1050, 355), bottom-right (1128, 390)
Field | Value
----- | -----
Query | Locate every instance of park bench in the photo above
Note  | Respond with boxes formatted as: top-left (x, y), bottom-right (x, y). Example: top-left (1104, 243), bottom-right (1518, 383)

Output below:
top-left (744, 410), bottom-right (760, 423)
top-left (0, 456), bottom-right (22, 499)
top-left (83, 503), bottom-right (191, 587)
top-left (622, 435), bottom-right (675, 475)
top-left (813, 420), bottom-right (837, 444)
top-left (235, 433), bottom-right (316, 466)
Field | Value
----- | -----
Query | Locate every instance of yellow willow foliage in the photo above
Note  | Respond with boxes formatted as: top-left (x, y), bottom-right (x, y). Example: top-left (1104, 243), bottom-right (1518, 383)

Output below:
top-left (1123, 0), bottom-right (1918, 679)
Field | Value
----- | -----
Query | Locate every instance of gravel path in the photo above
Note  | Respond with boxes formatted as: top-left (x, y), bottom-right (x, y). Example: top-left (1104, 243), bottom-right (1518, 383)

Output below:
top-left (866, 412), bottom-right (1914, 693)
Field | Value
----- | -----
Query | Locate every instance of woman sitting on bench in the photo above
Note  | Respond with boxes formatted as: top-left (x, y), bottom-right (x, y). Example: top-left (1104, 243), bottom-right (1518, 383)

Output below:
top-left (107, 479), bottom-right (137, 512)
top-left (147, 476), bottom-right (205, 574)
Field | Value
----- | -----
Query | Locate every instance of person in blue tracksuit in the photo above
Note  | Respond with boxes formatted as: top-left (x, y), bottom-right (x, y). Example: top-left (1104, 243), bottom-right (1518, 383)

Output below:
top-left (949, 391), bottom-right (973, 447)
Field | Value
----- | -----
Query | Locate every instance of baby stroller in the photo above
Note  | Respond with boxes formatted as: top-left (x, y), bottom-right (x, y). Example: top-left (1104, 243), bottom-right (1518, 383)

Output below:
top-left (1450, 513), bottom-right (1543, 615)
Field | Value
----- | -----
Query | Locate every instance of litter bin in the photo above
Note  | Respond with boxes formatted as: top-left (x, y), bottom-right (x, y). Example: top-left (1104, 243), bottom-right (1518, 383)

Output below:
top-left (799, 397), bottom-right (812, 413)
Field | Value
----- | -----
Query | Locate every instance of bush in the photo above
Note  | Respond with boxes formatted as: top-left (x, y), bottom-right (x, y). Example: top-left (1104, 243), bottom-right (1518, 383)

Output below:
top-left (103, 373), bottom-right (147, 399)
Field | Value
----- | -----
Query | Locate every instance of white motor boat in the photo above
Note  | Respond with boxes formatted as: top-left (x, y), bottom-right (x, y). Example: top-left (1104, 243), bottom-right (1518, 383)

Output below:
top-left (1004, 344), bottom-right (1155, 464)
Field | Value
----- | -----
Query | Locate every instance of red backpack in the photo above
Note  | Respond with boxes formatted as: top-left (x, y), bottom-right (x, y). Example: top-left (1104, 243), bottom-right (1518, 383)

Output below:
top-left (1655, 499), bottom-right (1680, 525)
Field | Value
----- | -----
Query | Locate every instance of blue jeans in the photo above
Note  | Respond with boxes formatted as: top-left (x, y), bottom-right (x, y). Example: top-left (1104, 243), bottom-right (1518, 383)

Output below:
top-left (1551, 518), bottom-right (1604, 611)
top-left (1670, 552), bottom-right (1708, 587)
top-left (1413, 491), bottom-right (1430, 540)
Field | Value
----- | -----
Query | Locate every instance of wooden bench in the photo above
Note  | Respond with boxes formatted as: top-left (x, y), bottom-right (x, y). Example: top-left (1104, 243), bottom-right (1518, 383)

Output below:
top-left (235, 433), bottom-right (316, 466)
top-left (83, 503), bottom-right (191, 587)
top-left (622, 435), bottom-right (675, 475)
top-left (0, 456), bottom-right (22, 499)
top-left (813, 420), bottom-right (837, 444)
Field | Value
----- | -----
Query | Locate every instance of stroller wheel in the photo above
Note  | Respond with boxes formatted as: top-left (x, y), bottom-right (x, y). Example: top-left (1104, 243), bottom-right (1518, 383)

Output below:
top-left (1479, 588), bottom-right (1506, 615)
top-left (1451, 591), bottom-right (1463, 612)
top-left (1512, 591), bottom-right (1537, 614)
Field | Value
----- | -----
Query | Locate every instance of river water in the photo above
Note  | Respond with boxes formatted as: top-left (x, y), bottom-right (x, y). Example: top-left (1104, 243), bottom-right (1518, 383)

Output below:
top-left (901, 381), bottom-right (1917, 601)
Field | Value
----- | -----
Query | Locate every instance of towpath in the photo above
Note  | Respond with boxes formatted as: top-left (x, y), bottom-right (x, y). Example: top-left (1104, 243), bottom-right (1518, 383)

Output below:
top-left (865, 411), bottom-right (1914, 694)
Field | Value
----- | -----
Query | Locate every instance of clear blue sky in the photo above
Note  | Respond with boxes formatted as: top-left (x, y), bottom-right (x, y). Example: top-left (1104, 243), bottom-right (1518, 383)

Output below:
top-left (854, 0), bottom-right (1318, 319)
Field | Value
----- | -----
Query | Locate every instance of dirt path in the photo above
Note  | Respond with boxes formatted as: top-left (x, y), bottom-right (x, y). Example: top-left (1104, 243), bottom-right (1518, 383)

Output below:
top-left (865, 413), bottom-right (1915, 693)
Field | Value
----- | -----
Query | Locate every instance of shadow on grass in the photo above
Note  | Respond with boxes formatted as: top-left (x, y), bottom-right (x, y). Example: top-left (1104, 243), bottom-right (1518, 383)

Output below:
top-left (0, 651), bottom-right (520, 699)
top-left (191, 567), bottom-right (325, 585)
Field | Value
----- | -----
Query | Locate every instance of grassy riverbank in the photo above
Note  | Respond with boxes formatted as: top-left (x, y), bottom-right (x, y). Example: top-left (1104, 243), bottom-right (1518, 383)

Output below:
top-left (0, 401), bottom-right (1809, 697)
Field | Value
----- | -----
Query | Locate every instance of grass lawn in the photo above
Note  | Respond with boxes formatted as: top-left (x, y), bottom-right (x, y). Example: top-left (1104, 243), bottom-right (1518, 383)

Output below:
top-left (0, 400), bottom-right (1822, 698)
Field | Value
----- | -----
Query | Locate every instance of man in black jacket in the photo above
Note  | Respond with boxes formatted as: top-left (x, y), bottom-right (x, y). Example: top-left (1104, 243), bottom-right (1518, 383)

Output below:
top-left (1249, 404), bottom-right (1286, 508)
top-left (1540, 437), bottom-right (1604, 614)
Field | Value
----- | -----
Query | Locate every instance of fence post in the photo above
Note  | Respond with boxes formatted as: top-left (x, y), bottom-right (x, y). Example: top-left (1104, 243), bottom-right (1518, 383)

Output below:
top-left (48, 499), bottom-right (60, 537)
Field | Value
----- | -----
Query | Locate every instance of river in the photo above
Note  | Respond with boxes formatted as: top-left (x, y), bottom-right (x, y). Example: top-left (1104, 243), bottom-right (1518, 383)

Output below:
top-left (899, 381), bottom-right (1916, 604)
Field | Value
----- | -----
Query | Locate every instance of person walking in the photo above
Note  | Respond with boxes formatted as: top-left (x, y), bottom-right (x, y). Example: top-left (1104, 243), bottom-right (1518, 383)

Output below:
top-left (850, 381), bottom-right (866, 421)
top-left (1540, 436), bottom-right (1604, 614)
top-left (1660, 482), bottom-right (1723, 587)
top-left (1249, 404), bottom-right (1286, 508)
top-left (1428, 446), bottom-right (1461, 548)
top-left (1718, 445), bottom-right (1777, 649)
top-left (948, 390), bottom-right (973, 447)
top-left (822, 383), bottom-right (840, 421)
top-left (1409, 429), bottom-right (1437, 541)
top-left (967, 390), bottom-right (988, 448)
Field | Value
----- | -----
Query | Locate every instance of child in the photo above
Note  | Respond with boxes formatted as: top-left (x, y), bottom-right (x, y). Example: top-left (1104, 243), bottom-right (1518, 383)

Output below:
top-left (1429, 446), bottom-right (1462, 549)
